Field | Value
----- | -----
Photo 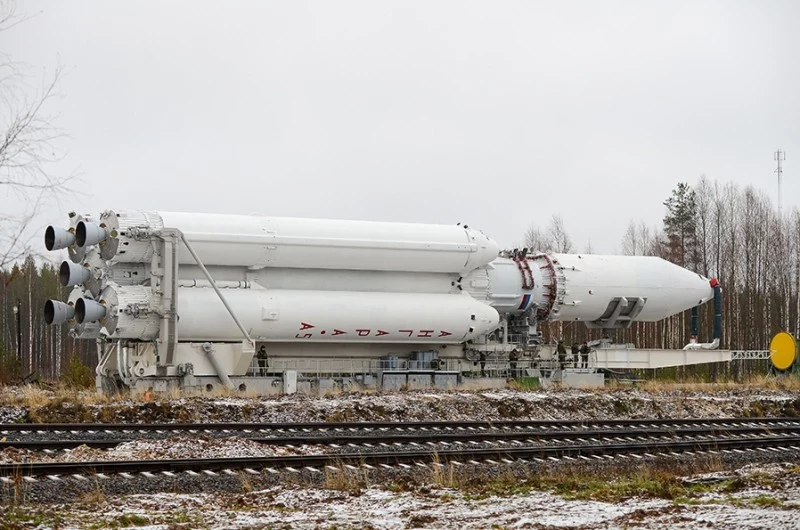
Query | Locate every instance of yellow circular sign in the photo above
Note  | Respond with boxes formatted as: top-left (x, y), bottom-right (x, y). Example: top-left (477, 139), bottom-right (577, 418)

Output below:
top-left (770, 332), bottom-right (797, 371)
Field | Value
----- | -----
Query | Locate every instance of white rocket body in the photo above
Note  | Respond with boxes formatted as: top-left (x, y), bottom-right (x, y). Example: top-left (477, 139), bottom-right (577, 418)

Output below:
top-left (46, 209), bottom-right (714, 345)
top-left (103, 210), bottom-right (498, 273)
top-left (547, 254), bottom-right (713, 322)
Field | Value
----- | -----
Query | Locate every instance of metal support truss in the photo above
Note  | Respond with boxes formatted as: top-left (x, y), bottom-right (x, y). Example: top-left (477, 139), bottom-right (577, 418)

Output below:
top-left (730, 350), bottom-right (771, 360)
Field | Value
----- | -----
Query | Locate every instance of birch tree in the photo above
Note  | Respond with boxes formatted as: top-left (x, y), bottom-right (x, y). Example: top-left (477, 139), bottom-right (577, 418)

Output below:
top-left (1, 0), bottom-right (72, 269)
top-left (546, 215), bottom-right (574, 253)
top-left (523, 224), bottom-right (551, 253)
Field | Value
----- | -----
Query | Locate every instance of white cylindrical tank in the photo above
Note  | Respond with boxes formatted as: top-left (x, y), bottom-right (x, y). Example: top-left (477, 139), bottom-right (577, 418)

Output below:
top-left (99, 210), bottom-right (499, 273)
top-left (246, 268), bottom-right (456, 295)
top-left (550, 254), bottom-right (713, 322)
top-left (463, 254), bottom-right (714, 325)
top-left (91, 284), bottom-right (500, 343)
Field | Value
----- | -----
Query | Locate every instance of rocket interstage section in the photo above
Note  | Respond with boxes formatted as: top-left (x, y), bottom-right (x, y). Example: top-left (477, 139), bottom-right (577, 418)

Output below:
top-left (463, 257), bottom-right (548, 314)
top-left (69, 210), bottom-right (499, 273)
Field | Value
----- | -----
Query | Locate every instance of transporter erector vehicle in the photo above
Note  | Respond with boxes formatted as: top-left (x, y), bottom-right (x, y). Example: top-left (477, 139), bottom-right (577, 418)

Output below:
top-left (44, 209), bottom-right (723, 393)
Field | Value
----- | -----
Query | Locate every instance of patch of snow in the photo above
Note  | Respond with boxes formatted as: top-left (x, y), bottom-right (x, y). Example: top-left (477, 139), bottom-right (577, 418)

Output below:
top-left (41, 478), bottom-right (800, 530)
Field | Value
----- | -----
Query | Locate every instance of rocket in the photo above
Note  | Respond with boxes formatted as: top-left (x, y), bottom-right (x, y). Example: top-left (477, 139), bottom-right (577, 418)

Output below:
top-left (44, 210), bottom-right (714, 347)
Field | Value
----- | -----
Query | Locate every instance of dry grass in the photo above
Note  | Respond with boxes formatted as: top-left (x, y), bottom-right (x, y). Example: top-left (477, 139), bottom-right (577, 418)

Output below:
top-left (742, 374), bottom-right (800, 390)
top-left (239, 471), bottom-right (254, 493)
top-left (324, 459), bottom-right (371, 494)
top-left (606, 374), bottom-right (800, 393)
top-left (430, 452), bottom-right (458, 488)
top-left (418, 456), bottom-right (732, 503)
top-left (78, 476), bottom-right (107, 505)
top-left (16, 385), bottom-right (53, 408)
top-left (0, 370), bottom-right (797, 414)
top-left (4, 384), bottom-right (117, 408)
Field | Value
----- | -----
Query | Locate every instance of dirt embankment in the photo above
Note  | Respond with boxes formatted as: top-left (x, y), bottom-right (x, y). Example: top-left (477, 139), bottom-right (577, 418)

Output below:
top-left (1, 386), bottom-right (799, 424)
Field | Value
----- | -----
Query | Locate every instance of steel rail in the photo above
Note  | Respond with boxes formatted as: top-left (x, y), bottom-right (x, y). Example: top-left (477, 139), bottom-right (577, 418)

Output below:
top-left (3, 423), bottom-right (800, 451)
top-left (2, 434), bottom-right (799, 478)
top-left (1, 417), bottom-right (796, 433)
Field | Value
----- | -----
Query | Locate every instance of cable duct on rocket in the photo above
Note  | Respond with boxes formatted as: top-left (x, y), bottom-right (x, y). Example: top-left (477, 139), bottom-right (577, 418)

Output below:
top-left (177, 279), bottom-right (251, 289)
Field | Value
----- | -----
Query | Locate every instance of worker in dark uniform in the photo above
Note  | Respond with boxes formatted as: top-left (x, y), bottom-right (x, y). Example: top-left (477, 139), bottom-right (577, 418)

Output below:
top-left (257, 345), bottom-right (269, 376)
top-left (579, 342), bottom-right (590, 369)
top-left (556, 340), bottom-right (567, 370)
top-left (509, 349), bottom-right (519, 377)
top-left (571, 343), bottom-right (579, 367)
top-left (479, 351), bottom-right (487, 377)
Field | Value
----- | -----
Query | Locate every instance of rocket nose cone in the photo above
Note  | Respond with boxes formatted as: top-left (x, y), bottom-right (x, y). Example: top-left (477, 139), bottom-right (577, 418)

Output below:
top-left (684, 271), bottom-right (715, 305)
top-left (697, 277), bottom-right (716, 305)
top-left (653, 260), bottom-right (715, 318)
top-left (549, 254), bottom-right (717, 323)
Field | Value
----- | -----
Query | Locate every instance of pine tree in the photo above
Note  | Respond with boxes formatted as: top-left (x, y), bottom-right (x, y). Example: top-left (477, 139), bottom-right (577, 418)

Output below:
top-left (662, 182), bottom-right (699, 269)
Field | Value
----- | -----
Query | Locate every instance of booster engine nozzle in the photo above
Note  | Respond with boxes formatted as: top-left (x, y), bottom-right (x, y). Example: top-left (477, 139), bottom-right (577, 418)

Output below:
top-left (75, 297), bottom-right (107, 323)
top-left (45, 226), bottom-right (76, 251)
top-left (76, 221), bottom-right (109, 248)
top-left (44, 300), bottom-right (75, 325)
top-left (59, 261), bottom-right (91, 287)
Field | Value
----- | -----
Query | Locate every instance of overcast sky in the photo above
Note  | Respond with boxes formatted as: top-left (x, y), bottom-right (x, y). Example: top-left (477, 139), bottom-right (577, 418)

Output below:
top-left (3, 0), bottom-right (799, 256)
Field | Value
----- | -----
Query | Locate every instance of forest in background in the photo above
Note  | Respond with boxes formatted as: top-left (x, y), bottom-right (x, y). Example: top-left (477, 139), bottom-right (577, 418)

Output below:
top-left (532, 176), bottom-right (800, 365)
top-left (0, 260), bottom-right (91, 382)
top-left (0, 177), bottom-right (797, 382)
top-left (1, 3), bottom-right (797, 383)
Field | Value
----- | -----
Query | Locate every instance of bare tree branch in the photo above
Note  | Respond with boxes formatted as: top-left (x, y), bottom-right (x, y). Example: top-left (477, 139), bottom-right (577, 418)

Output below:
top-left (523, 224), bottom-right (551, 253)
top-left (546, 214), bottom-right (574, 253)
top-left (0, 0), bottom-right (75, 269)
top-left (0, 1), bottom-right (34, 32)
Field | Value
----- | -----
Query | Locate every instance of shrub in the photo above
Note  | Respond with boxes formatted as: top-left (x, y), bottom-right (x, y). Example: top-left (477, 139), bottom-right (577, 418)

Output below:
top-left (0, 343), bottom-right (22, 384)
top-left (61, 354), bottom-right (95, 389)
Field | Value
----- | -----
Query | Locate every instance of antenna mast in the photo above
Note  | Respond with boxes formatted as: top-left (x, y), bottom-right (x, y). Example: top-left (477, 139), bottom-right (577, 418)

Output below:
top-left (775, 149), bottom-right (785, 217)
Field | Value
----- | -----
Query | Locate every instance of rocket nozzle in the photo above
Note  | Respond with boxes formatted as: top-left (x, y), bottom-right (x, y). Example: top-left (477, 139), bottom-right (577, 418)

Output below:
top-left (45, 226), bottom-right (76, 251)
top-left (44, 300), bottom-right (75, 325)
top-left (75, 297), bottom-right (107, 323)
top-left (59, 261), bottom-right (91, 287)
top-left (76, 221), bottom-right (109, 248)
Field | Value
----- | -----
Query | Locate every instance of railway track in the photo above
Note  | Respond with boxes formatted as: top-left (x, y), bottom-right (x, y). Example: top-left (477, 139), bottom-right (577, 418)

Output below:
top-left (2, 433), bottom-right (799, 480)
top-left (3, 417), bottom-right (793, 435)
top-left (0, 418), bottom-right (798, 481)
top-left (2, 418), bottom-right (800, 451)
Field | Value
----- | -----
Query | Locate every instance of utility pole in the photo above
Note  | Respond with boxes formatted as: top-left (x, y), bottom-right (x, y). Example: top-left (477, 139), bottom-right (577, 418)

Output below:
top-left (775, 149), bottom-right (785, 218)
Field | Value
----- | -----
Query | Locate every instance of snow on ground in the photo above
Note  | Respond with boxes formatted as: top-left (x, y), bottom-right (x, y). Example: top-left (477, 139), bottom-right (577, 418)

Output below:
top-left (12, 466), bottom-right (800, 530)
top-left (2, 386), bottom-right (800, 528)
top-left (2, 385), bottom-right (798, 424)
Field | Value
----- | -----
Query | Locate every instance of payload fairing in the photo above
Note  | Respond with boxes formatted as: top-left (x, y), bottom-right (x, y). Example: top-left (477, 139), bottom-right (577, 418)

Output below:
top-left (44, 210), bottom-right (715, 389)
